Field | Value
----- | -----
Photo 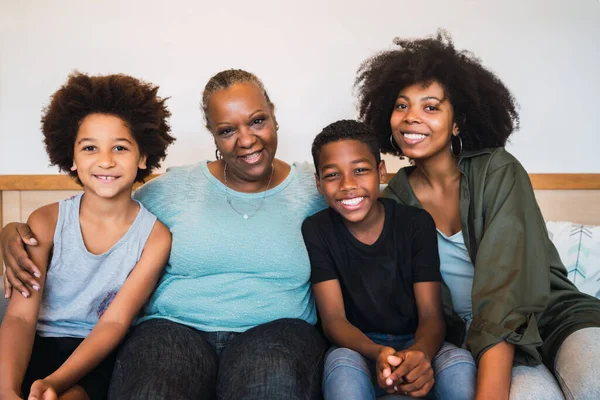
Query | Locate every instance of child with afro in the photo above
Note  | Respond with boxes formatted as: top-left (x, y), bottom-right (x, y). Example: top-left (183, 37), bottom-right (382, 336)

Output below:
top-left (0, 72), bottom-right (175, 400)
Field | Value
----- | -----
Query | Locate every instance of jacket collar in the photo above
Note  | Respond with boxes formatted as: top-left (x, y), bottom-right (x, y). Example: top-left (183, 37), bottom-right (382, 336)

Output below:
top-left (387, 148), bottom-right (496, 205)
top-left (457, 148), bottom-right (494, 164)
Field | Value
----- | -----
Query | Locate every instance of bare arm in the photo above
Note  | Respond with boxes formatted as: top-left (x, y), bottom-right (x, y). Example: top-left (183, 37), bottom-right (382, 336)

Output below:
top-left (313, 280), bottom-right (397, 390)
top-left (409, 281), bottom-right (445, 360)
top-left (475, 342), bottom-right (514, 400)
top-left (1, 222), bottom-right (41, 299)
top-left (314, 280), bottom-right (384, 360)
top-left (35, 221), bottom-right (171, 396)
top-left (0, 206), bottom-right (55, 397)
top-left (387, 281), bottom-right (445, 397)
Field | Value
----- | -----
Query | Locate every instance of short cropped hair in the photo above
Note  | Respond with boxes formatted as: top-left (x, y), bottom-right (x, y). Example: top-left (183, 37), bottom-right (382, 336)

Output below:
top-left (312, 119), bottom-right (381, 176)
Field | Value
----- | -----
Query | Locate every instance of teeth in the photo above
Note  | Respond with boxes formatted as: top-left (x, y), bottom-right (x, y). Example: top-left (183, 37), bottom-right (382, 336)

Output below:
top-left (96, 175), bottom-right (116, 181)
top-left (404, 133), bottom-right (427, 140)
top-left (340, 197), bottom-right (364, 206)
top-left (243, 152), bottom-right (260, 160)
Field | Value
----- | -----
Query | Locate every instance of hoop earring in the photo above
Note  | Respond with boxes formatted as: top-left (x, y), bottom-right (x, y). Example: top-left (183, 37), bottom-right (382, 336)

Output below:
top-left (450, 134), bottom-right (463, 157)
top-left (390, 134), bottom-right (402, 155)
top-left (215, 149), bottom-right (222, 160)
top-left (390, 134), bottom-right (398, 150)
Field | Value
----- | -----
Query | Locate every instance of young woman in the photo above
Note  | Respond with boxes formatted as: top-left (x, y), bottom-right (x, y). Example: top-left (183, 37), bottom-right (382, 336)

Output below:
top-left (355, 31), bottom-right (600, 400)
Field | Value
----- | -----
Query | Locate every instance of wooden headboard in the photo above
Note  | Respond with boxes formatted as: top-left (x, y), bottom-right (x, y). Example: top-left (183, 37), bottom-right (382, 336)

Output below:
top-left (1, 173), bottom-right (599, 277)
top-left (1, 173), bottom-right (598, 226)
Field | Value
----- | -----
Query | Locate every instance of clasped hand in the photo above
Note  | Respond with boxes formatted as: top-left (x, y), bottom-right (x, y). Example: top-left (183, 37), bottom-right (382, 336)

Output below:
top-left (27, 379), bottom-right (57, 400)
top-left (376, 346), bottom-right (435, 398)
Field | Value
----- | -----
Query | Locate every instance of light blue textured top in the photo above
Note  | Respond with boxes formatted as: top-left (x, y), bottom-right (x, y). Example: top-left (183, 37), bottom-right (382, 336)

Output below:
top-left (38, 193), bottom-right (157, 338)
top-left (135, 161), bottom-right (327, 332)
top-left (437, 230), bottom-right (474, 321)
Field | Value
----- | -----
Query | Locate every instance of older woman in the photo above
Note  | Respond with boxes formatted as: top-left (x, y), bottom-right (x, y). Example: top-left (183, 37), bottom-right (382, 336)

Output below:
top-left (2, 69), bottom-right (327, 399)
top-left (355, 31), bottom-right (600, 400)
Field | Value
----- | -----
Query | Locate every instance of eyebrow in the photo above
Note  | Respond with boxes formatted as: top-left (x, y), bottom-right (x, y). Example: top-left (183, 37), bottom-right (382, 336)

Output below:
top-left (215, 109), bottom-right (266, 127)
top-left (76, 138), bottom-right (134, 145)
top-left (320, 158), bottom-right (374, 170)
top-left (397, 94), bottom-right (446, 103)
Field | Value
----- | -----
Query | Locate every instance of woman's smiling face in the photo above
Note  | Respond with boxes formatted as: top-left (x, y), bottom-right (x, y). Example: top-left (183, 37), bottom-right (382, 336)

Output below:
top-left (390, 81), bottom-right (459, 161)
top-left (206, 82), bottom-right (278, 184)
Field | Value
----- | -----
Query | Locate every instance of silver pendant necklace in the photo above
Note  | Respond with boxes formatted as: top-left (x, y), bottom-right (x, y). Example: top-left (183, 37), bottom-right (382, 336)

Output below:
top-left (223, 162), bottom-right (274, 219)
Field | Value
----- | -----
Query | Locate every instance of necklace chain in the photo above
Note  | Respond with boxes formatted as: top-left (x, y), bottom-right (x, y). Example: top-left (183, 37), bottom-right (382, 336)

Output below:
top-left (223, 162), bottom-right (274, 219)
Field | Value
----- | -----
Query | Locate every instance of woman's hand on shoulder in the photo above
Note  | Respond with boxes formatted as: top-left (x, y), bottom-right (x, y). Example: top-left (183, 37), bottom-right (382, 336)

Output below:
top-left (3, 204), bottom-right (57, 299)
top-left (1, 213), bottom-right (48, 299)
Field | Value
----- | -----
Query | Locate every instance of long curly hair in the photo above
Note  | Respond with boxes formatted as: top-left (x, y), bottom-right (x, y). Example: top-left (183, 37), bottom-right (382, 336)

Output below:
top-left (42, 72), bottom-right (175, 183)
top-left (355, 30), bottom-right (519, 155)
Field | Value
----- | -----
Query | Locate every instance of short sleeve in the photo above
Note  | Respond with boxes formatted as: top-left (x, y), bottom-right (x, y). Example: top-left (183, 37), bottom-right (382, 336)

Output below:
top-left (301, 218), bottom-right (338, 284)
top-left (410, 210), bottom-right (442, 283)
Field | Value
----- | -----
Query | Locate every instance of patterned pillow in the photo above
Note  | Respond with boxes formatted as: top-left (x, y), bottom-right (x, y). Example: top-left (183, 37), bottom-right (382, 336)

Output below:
top-left (546, 221), bottom-right (600, 299)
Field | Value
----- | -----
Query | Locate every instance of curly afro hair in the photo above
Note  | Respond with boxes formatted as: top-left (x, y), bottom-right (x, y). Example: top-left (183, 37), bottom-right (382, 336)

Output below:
top-left (312, 119), bottom-right (381, 176)
top-left (42, 72), bottom-right (176, 183)
top-left (355, 30), bottom-right (519, 156)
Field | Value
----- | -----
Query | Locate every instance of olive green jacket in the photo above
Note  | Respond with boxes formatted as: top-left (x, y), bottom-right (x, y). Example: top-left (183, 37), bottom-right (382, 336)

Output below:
top-left (383, 148), bottom-right (600, 367)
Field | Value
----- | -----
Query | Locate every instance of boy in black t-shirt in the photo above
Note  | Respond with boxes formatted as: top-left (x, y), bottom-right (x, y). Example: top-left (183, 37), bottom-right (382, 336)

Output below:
top-left (302, 120), bottom-right (476, 400)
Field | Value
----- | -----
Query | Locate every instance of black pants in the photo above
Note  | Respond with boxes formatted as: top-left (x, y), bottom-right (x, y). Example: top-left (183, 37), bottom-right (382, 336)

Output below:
top-left (22, 335), bottom-right (116, 400)
top-left (108, 318), bottom-right (326, 400)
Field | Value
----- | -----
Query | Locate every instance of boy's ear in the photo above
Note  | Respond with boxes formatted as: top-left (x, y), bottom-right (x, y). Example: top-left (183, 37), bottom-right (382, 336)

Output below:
top-left (138, 154), bottom-right (147, 170)
top-left (378, 160), bottom-right (387, 184)
top-left (70, 161), bottom-right (77, 171)
top-left (314, 172), bottom-right (324, 195)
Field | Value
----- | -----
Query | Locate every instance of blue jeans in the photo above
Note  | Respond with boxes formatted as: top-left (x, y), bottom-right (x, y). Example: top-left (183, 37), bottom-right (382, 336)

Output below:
top-left (108, 318), bottom-right (326, 399)
top-left (322, 333), bottom-right (476, 400)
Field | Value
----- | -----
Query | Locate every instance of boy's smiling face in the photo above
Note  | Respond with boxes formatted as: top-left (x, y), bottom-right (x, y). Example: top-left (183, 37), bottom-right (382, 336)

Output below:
top-left (316, 139), bottom-right (387, 226)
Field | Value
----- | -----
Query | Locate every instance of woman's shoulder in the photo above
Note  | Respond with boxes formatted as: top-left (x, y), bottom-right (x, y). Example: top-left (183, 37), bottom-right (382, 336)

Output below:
top-left (382, 166), bottom-right (418, 206)
top-left (134, 162), bottom-right (206, 200)
top-left (281, 161), bottom-right (316, 192)
top-left (291, 161), bottom-right (316, 179)
top-left (286, 161), bottom-right (327, 215)
top-left (460, 148), bottom-right (533, 193)
top-left (463, 147), bottom-right (523, 174)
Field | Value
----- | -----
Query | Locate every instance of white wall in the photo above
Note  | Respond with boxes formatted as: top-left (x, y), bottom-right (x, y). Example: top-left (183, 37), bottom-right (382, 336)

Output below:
top-left (1, 0), bottom-right (599, 174)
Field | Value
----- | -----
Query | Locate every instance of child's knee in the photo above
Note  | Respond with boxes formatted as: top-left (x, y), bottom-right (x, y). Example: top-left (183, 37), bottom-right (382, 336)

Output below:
top-left (324, 347), bottom-right (370, 374)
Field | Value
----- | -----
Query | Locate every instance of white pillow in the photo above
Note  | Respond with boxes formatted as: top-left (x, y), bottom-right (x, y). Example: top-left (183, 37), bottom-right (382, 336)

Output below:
top-left (546, 221), bottom-right (600, 299)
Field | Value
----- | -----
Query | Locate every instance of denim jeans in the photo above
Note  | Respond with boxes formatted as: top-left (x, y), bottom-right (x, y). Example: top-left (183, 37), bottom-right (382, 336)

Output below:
top-left (509, 327), bottom-right (600, 400)
top-left (322, 333), bottom-right (476, 400)
top-left (107, 318), bottom-right (326, 400)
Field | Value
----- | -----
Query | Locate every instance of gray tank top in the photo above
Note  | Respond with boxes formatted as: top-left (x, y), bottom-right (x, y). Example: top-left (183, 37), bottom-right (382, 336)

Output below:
top-left (37, 193), bottom-right (157, 338)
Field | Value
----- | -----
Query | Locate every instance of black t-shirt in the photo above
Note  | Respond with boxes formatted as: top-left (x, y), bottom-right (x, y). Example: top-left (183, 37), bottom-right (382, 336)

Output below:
top-left (301, 198), bottom-right (441, 335)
